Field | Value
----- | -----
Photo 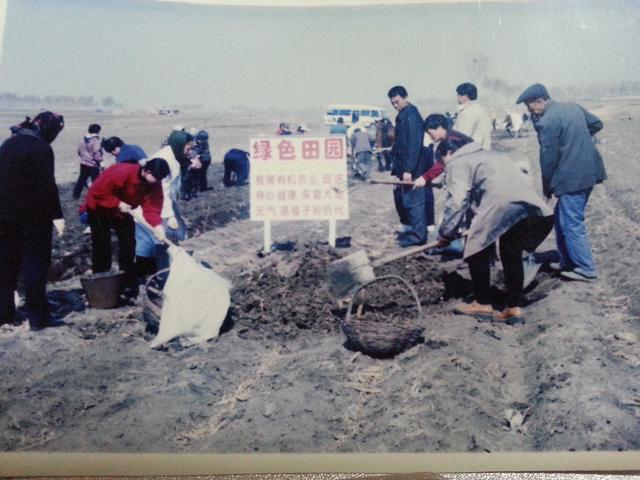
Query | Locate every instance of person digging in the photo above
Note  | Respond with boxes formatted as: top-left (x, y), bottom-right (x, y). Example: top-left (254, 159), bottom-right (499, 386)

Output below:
top-left (433, 136), bottom-right (554, 322)
top-left (82, 158), bottom-right (170, 299)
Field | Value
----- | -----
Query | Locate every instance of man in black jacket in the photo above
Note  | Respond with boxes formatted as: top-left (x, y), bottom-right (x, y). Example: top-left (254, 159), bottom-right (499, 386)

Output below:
top-left (0, 112), bottom-right (66, 330)
top-left (517, 83), bottom-right (606, 282)
top-left (388, 85), bottom-right (428, 247)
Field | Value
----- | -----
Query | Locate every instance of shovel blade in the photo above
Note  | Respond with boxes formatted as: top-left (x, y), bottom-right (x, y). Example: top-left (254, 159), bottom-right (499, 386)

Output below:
top-left (327, 250), bottom-right (376, 298)
top-left (523, 254), bottom-right (543, 289)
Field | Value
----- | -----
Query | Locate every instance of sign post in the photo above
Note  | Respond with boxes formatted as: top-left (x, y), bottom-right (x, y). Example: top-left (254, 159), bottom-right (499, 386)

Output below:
top-left (249, 135), bottom-right (349, 252)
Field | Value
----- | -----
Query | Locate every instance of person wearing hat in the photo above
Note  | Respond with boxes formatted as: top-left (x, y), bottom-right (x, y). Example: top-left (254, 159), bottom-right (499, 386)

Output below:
top-left (0, 111), bottom-right (66, 330)
top-left (73, 123), bottom-right (103, 199)
top-left (193, 130), bottom-right (212, 192)
top-left (516, 83), bottom-right (606, 282)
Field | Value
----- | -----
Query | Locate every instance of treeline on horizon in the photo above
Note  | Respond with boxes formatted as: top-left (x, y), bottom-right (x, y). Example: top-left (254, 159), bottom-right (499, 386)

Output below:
top-left (0, 93), bottom-right (120, 109)
top-left (2, 80), bottom-right (640, 112)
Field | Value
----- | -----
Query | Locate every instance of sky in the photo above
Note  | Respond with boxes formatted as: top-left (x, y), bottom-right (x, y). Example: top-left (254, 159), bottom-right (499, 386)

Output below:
top-left (0, 0), bottom-right (639, 111)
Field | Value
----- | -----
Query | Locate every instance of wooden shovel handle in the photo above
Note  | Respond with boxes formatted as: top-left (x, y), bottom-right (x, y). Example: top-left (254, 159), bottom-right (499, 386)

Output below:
top-left (371, 240), bottom-right (441, 268)
top-left (368, 179), bottom-right (415, 186)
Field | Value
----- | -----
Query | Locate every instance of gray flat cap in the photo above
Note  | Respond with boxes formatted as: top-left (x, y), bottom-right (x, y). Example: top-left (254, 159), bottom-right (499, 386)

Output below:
top-left (516, 83), bottom-right (549, 104)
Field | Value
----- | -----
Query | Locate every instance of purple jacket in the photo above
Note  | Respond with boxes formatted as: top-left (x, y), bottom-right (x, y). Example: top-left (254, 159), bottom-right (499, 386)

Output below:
top-left (77, 135), bottom-right (103, 168)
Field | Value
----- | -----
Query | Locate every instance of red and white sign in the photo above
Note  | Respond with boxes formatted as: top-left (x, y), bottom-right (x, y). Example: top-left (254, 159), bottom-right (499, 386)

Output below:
top-left (250, 136), bottom-right (349, 221)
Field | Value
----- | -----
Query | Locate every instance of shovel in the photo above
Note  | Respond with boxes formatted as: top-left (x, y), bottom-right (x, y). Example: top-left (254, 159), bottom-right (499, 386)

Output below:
top-left (368, 179), bottom-right (414, 186)
top-left (327, 240), bottom-right (440, 297)
top-left (522, 252), bottom-right (543, 289)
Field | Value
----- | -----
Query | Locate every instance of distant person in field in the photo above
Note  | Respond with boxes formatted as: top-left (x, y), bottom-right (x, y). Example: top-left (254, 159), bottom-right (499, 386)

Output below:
top-left (330, 117), bottom-right (348, 135)
top-left (0, 111), bottom-right (66, 330)
top-left (453, 82), bottom-right (492, 150)
top-left (350, 126), bottom-right (373, 180)
top-left (193, 130), bottom-right (212, 192)
top-left (517, 83), bottom-right (606, 282)
top-left (82, 159), bottom-right (170, 299)
top-left (102, 137), bottom-right (147, 164)
top-left (72, 123), bottom-right (103, 199)
top-left (223, 148), bottom-right (250, 187)
top-left (276, 123), bottom-right (292, 135)
top-left (374, 118), bottom-right (394, 172)
top-left (165, 130), bottom-right (199, 201)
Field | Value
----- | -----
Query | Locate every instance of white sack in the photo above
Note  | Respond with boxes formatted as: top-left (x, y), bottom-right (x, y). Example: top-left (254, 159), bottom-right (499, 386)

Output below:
top-left (150, 246), bottom-right (231, 349)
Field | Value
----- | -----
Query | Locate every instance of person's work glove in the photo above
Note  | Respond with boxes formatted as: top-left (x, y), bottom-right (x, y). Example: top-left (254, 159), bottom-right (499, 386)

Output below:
top-left (413, 176), bottom-right (426, 189)
top-left (153, 225), bottom-right (167, 243)
top-left (166, 216), bottom-right (179, 230)
top-left (402, 172), bottom-right (412, 182)
top-left (53, 218), bottom-right (65, 236)
top-left (118, 201), bottom-right (132, 214)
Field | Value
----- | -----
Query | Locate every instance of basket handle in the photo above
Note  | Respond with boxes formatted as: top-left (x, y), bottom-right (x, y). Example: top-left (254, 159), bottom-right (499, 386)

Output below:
top-left (345, 274), bottom-right (423, 325)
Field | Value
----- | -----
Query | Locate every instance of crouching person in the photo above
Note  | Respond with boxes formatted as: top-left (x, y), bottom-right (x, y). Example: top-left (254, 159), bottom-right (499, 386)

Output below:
top-left (435, 136), bottom-right (554, 322)
top-left (83, 159), bottom-right (170, 298)
top-left (223, 149), bottom-right (250, 187)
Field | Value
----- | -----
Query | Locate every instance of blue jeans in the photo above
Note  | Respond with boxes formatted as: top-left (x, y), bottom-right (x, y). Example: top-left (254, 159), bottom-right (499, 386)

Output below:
top-left (401, 187), bottom-right (427, 243)
top-left (554, 187), bottom-right (596, 277)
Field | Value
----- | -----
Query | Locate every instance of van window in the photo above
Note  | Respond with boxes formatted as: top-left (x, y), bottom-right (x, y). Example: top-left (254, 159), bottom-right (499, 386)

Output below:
top-left (339, 109), bottom-right (351, 116)
top-left (371, 111), bottom-right (379, 118)
top-left (327, 109), bottom-right (338, 115)
top-left (361, 110), bottom-right (370, 116)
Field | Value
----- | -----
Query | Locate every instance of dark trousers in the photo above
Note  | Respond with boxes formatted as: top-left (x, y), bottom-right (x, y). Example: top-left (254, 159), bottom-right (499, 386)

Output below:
top-left (0, 220), bottom-right (53, 327)
top-left (73, 164), bottom-right (100, 199)
top-left (393, 185), bottom-right (427, 242)
top-left (467, 216), bottom-right (554, 307)
top-left (88, 211), bottom-right (136, 290)
top-left (198, 160), bottom-right (211, 190)
top-left (424, 186), bottom-right (435, 226)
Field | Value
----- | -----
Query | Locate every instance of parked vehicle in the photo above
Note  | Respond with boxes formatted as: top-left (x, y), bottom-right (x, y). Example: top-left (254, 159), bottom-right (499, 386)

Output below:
top-left (324, 104), bottom-right (388, 127)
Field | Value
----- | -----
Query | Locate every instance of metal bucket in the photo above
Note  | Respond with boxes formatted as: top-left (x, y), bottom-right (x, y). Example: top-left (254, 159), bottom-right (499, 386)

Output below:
top-left (80, 271), bottom-right (125, 309)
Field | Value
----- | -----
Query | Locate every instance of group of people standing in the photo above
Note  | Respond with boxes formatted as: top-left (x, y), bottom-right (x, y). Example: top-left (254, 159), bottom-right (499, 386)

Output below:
top-left (0, 119), bottom-right (215, 330)
top-left (384, 82), bottom-right (606, 321)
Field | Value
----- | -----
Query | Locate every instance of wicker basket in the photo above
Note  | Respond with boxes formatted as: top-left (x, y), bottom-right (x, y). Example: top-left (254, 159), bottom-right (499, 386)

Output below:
top-left (142, 268), bottom-right (170, 334)
top-left (341, 275), bottom-right (424, 357)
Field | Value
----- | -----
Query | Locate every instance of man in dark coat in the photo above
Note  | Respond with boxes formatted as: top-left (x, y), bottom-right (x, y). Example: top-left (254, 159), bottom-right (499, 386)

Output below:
top-left (388, 85), bottom-right (428, 247)
top-left (0, 112), bottom-right (66, 330)
top-left (517, 83), bottom-right (606, 282)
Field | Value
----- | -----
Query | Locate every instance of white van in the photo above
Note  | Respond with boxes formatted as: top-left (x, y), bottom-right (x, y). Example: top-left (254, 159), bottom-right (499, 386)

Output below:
top-left (324, 104), bottom-right (388, 126)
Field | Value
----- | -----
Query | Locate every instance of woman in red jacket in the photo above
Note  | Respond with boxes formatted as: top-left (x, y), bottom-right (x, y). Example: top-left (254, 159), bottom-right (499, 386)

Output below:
top-left (84, 158), bottom-right (170, 298)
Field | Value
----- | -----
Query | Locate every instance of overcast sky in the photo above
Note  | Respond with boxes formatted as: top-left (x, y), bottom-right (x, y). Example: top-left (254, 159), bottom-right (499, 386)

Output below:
top-left (0, 0), bottom-right (639, 111)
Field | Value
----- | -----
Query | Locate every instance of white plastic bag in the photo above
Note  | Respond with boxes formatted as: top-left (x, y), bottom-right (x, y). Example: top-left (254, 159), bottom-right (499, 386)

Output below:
top-left (150, 246), bottom-right (231, 348)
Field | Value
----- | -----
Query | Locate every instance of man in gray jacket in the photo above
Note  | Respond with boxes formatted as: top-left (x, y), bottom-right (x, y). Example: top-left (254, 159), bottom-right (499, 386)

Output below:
top-left (517, 84), bottom-right (606, 282)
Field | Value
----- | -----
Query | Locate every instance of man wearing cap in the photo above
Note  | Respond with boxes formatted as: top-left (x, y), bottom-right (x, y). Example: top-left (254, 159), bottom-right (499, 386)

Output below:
top-left (516, 83), bottom-right (606, 282)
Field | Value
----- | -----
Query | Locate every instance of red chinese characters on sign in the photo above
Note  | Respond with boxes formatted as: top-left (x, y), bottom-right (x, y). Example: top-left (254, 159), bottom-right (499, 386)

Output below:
top-left (325, 138), bottom-right (344, 159)
top-left (277, 140), bottom-right (296, 160)
top-left (252, 140), bottom-right (272, 161)
top-left (301, 140), bottom-right (320, 159)
top-left (250, 136), bottom-right (348, 221)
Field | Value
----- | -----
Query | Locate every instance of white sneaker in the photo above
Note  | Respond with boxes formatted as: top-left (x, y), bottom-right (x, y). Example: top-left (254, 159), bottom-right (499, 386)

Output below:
top-left (83, 226), bottom-right (91, 235)
top-left (427, 225), bottom-right (436, 232)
